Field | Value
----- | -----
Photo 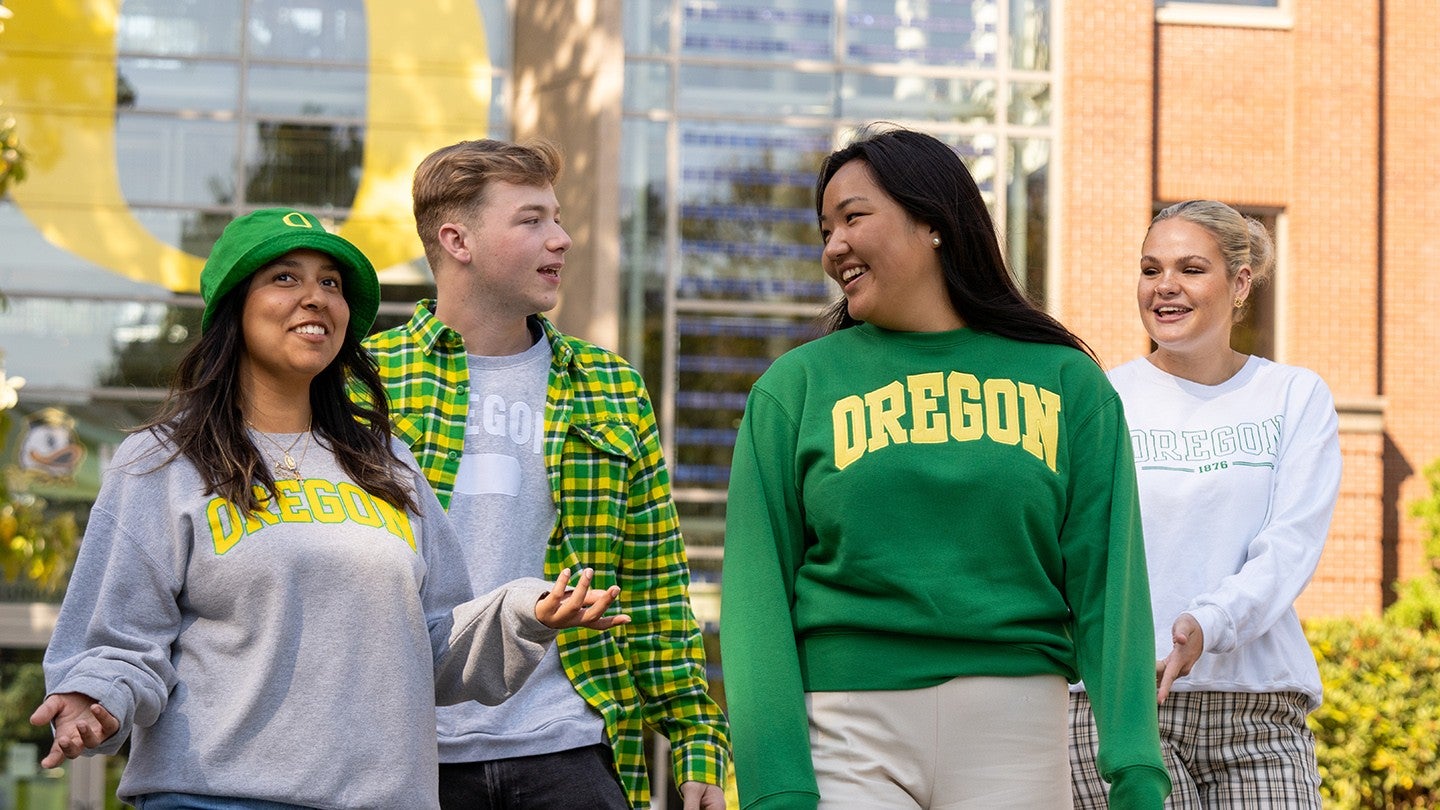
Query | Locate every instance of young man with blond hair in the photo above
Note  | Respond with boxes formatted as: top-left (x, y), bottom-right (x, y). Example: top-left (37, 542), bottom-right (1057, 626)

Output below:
top-left (363, 138), bottom-right (728, 810)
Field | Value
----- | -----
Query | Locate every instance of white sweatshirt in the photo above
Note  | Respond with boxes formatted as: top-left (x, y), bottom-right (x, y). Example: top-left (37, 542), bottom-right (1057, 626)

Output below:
top-left (1108, 355), bottom-right (1341, 709)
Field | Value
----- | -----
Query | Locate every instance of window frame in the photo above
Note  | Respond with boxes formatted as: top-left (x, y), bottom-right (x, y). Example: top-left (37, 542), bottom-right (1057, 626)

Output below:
top-left (1155, 0), bottom-right (1294, 30)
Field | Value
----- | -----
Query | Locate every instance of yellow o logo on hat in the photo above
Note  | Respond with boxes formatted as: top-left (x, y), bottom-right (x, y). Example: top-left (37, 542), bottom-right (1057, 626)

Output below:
top-left (283, 212), bottom-right (316, 229)
top-left (0, 0), bottom-right (492, 292)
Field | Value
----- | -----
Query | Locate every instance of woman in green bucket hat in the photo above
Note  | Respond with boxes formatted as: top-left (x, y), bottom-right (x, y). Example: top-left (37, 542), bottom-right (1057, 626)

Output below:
top-left (31, 208), bottom-right (629, 809)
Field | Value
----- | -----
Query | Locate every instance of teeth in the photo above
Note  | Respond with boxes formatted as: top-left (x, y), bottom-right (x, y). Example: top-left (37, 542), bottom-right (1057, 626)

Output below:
top-left (294, 324), bottom-right (326, 335)
top-left (841, 267), bottom-right (866, 283)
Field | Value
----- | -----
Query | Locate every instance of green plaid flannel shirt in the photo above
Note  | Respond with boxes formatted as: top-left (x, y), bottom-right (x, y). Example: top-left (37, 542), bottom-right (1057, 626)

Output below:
top-left (362, 302), bottom-right (729, 807)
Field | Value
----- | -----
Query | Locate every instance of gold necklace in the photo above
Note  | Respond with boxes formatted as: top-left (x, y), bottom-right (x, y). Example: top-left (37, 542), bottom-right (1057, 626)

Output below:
top-left (247, 420), bottom-right (312, 480)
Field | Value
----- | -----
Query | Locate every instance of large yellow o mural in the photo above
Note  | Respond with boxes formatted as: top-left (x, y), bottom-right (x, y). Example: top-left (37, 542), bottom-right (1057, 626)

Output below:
top-left (0, 0), bottom-right (491, 292)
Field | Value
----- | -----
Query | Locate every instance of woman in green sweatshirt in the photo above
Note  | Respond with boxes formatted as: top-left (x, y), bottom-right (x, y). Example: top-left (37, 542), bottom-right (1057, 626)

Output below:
top-left (719, 126), bottom-right (1170, 810)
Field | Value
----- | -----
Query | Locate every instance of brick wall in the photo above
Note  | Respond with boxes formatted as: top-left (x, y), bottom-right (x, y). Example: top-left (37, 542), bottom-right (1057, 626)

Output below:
top-left (1057, 0), bottom-right (1155, 368)
top-left (1381, 0), bottom-right (1440, 591)
top-left (1288, 1), bottom-right (1385, 614)
top-left (1299, 422), bottom-right (1385, 617)
top-left (1154, 23), bottom-right (1291, 207)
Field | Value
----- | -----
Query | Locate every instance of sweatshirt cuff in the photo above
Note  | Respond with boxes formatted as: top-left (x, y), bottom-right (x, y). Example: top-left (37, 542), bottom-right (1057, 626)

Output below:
top-left (1106, 764), bottom-right (1171, 810)
top-left (504, 577), bottom-right (561, 643)
top-left (744, 791), bottom-right (820, 810)
top-left (1186, 605), bottom-right (1230, 654)
top-left (47, 676), bottom-right (133, 756)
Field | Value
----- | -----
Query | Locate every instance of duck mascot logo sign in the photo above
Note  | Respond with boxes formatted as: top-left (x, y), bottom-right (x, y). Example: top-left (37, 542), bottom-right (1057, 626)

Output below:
top-left (17, 407), bottom-right (86, 482)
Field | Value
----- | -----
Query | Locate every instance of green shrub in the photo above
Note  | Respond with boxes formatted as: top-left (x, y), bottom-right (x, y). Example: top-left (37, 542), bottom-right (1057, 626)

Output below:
top-left (1307, 457), bottom-right (1440, 808)
top-left (1387, 577), bottom-right (1440, 636)
top-left (1388, 459), bottom-right (1440, 634)
top-left (1307, 616), bottom-right (1440, 808)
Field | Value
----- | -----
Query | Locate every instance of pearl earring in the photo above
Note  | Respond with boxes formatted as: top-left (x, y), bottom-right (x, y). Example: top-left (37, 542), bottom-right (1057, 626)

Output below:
top-left (932, 236), bottom-right (941, 248)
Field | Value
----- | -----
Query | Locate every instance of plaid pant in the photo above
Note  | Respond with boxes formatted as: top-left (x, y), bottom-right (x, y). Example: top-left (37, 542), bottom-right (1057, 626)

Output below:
top-left (1068, 690), bottom-right (1322, 809)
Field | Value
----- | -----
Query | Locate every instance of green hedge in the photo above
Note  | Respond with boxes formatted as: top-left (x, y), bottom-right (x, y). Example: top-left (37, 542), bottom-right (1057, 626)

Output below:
top-left (1307, 617), bottom-right (1440, 808)
top-left (1306, 459), bottom-right (1440, 808)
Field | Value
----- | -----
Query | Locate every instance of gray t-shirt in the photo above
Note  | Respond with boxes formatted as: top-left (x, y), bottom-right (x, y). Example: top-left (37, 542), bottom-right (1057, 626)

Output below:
top-left (440, 334), bottom-right (606, 762)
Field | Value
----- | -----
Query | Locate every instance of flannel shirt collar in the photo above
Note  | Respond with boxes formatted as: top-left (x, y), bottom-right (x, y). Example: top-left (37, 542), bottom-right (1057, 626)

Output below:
top-left (534, 313), bottom-right (592, 376)
top-left (407, 299), bottom-right (465, 355)
top-left (409, 302), bottom-right (586, 374)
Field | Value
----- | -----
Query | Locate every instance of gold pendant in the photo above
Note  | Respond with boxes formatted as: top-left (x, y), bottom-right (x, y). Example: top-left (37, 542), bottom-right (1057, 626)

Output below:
top-left (276, 459), bottom-right (299, 480)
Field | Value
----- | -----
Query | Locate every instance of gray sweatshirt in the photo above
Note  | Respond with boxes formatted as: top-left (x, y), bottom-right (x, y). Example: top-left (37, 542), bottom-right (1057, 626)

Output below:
top-left (43, 429), bottom-right (556, 809)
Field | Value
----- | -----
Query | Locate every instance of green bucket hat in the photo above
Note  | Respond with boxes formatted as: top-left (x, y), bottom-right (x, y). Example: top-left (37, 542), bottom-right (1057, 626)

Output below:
top-left (200, 208), bottom-right (380, 335)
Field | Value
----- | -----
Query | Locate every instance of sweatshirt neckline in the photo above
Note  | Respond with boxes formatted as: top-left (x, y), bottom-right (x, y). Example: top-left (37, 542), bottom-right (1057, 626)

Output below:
top-left (854, 322), bottom-right (978, 348)
top-left (1137, 353), bottom-right (1262, 396)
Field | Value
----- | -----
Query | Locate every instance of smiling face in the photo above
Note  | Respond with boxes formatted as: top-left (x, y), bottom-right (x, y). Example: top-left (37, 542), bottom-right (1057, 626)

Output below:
top-left (818, 160), bottom-right (959, 332)
top-left (239, 248), bottom-right (349, 395)
top-left (1138, 218), bottom-right (1252, 361)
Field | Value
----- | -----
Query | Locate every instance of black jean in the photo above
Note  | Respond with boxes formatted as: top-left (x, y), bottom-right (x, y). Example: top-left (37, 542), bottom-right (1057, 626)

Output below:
top-left (438, 744), bottom-right (630, 810)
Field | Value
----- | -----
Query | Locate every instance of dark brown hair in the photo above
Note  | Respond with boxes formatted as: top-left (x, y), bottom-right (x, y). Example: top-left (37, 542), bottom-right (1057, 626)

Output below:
top-left (141, 276), bottom-right (418, 515)
top-left (815, 124), bottom-right (1097, 363)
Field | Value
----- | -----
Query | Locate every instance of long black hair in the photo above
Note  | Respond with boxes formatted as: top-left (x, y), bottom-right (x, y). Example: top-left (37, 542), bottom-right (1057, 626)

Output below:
top-left (815, 125), bottom-right (1097, 363)
top-left (141, 282), bottom-right (418, 515)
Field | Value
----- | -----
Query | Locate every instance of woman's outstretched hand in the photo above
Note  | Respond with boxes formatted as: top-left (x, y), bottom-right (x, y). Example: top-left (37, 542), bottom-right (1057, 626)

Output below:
top-left (535, 567), bottom-right (632, 631)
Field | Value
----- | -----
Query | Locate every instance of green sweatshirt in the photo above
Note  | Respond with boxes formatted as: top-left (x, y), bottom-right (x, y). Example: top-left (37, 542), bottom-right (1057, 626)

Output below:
top-left (720, 324), bottom-right (1169, 809)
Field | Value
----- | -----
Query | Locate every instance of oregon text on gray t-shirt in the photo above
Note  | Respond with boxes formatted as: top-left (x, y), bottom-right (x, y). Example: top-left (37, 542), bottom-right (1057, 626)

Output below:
top-left (440, 334), bottom-right (606, 762)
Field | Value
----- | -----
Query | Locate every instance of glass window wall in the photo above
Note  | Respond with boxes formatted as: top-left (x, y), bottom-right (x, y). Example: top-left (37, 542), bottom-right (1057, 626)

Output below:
top-left (623, 0), bottom-right (1055, 503)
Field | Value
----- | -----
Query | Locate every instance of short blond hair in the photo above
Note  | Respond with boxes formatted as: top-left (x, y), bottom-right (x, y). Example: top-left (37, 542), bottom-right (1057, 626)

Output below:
top-left (411, 138), bottom-right (563, 268)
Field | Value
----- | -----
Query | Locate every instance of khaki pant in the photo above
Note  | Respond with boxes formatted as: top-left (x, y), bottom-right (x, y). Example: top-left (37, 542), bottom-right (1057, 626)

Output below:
top-left (807, 674), bottom-right (1074, 809)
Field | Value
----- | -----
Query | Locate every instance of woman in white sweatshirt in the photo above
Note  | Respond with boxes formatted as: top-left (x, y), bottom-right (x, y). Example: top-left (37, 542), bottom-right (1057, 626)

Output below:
top-left (1068, 200), bottom-right (1341, 809)
top-left (30, 208), bottom-right (628, 810)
